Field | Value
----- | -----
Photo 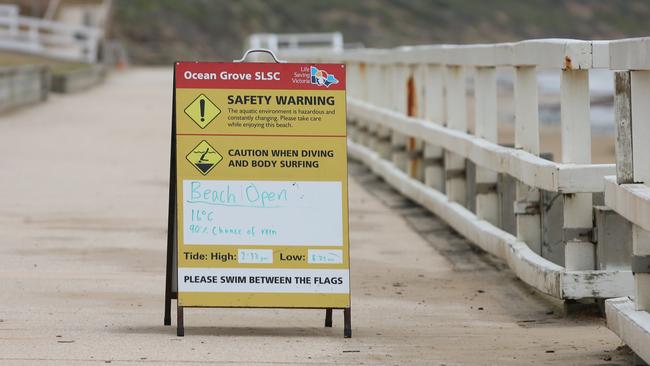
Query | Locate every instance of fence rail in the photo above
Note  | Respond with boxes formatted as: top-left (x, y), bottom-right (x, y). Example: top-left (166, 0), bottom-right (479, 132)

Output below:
top-left (266, 34), bottom-right (650, 363)
top-left (247, 32), bottom-right (343, 53)
top-left (0, 4), bottom-right (101, 63)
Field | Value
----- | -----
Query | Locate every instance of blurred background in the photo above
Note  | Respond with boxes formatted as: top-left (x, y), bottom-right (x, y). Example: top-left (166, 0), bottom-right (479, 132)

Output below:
top-left (1, 0), bottom-right (650, 162)
top-left (3, 0), bottom-right (650, 64)
top-left (112, 0), bottom-right (650, 64)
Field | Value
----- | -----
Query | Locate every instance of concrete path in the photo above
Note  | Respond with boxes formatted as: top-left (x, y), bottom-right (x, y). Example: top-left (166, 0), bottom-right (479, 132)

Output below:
top-left (0, 69), bottom-right (631, 365)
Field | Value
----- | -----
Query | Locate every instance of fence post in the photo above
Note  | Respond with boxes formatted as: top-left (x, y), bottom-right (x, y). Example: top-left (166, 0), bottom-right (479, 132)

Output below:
top-left (391, 63), bottom-right (409, 171)
top-left (376, 64), bottom-right (392, 160)
top-left (7, 6), bottom-right (18, 38)
top-left (406, 64), bottom-right (425, 181)
top-left (443, 65), bottom-right (467, 205)
top-left (332, 33), bottom-right (344, 52)
top-left (364, 62), bottom-right (379, 151)
top-left (614, 71), bottom-right (633, 184)
top-left (630, 70), bottom-right (650, 310)
top-left (423, 64), bottom-right (446, 192)
top-left (347, 62), bottom-right (362, 144)
top-left (354, 62), bottom-right (370, 147)
top-left (474, 66), bottom-right (498, 225)
top-left (560, 68), bottom-right (595, 270)
top-left (514, 66), bottom-right (542, 254)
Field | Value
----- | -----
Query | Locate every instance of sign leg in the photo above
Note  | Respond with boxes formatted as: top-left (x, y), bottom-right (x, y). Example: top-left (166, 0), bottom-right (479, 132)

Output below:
top-left (164, 209), bottom-right (174, 326)
top-left (165, 71), bottom-right (177, 327)
top-left (177, 306), bottom-right (184, 337)
top-left (325, 308), bottom-right (333, 327)
top-left (343, 308), bottom-right (351, 338)
top-left (164, 292), bottom-right (171, 325)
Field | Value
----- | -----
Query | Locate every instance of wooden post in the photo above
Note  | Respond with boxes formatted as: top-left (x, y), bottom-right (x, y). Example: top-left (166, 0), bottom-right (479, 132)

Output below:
top-left (514, 66), bottom-right (541, 254)
top-left (391, 64), bottom-right (409, 171)
top-left (365, 63), bottom-right (380, 152)
top-left (406, 64), bottom-right (425, 181)
top-left (423, 64), bottom-right (446, 192)
top-left (631, 70), bottom-right (650, 310)
top-left (561, 69), bottom-right (594, 271)
top-left (631, 71), bottom-right (650, 184)
top-left (356, 62), bottom-right (371, 147)
top-left (348, 62), bottom-right (365, 145)
top-left (634, 226), bottom-right (650, 311)
top-left (376, 64), bottom-right (392, 160)
top-left (444, 65), bottom-right (467, 204)
top-left (474, 66), bottom-right (498, 225)
top-left (346, 62), bottom-right (360, 144)
top-left (615, 71), bottom-right (633, 184)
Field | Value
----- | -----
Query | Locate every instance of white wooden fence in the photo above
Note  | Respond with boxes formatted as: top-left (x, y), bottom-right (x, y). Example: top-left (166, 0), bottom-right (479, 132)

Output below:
top-left (268, 35), bottom-right (650, 362)
top-left (602, 38), bottom-right (650, 364)
top-left (247, 32), bottom-right (343, 53)
top-left (0, 4), bottom-right (101, 63)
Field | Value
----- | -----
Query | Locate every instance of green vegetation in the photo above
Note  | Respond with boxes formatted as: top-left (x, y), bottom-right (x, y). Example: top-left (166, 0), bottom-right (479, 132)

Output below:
top-left (111, 0), bottom-right (650, 64)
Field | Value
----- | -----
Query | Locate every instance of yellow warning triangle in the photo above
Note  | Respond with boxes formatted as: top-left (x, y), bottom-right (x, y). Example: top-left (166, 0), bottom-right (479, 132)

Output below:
top-left (186, 140), bottom-right (223, 175)
top-left (184, 94), bottom-right (221, 128)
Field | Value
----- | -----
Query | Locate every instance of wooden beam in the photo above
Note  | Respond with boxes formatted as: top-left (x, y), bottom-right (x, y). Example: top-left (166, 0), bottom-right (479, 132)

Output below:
top-left (514, 66), bottom-right (541, 254)
top-left (423, 64), bottom-right (445, 192)
top-left (615, 71), bottom-right (634, 184)
top-left (561, 68), bottom-right (595, 271)
top-left (631, 71), bottom-right (650, 183)
top-left (390, 64), bottom-right (408, 172)
top-left (444, 65), bottom-right (467, 205)
top-left (474, 66), bottom-right (498, 225)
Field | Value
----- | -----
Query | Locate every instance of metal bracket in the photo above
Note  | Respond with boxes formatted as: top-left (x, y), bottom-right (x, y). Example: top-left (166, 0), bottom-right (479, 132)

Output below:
top-left (563, 227), bottom-right (594, 242)
top-left (632, 255), bottom-right (650, 274)
top-left (513, 200), bottom-right (540, 215)
top-left (475, 183), bottom-right (497, 195)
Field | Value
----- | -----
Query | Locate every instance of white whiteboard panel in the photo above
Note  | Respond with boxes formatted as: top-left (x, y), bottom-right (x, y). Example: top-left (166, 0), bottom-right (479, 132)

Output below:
top-left (182, 180), bottom-right (343, 245)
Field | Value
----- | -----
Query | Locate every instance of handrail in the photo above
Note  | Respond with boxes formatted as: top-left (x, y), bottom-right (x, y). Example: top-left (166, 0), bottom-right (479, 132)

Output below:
top-left (279, 38), bottom-right (613, 68)
top-left (247, 32), bottom-right (344, 53)
top-left (349, 98), bottom-right (615, 193)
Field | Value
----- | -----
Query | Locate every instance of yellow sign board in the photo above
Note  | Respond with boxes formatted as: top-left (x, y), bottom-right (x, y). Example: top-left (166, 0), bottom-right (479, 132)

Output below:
top-left (172, 62), bottom-right (349, 312)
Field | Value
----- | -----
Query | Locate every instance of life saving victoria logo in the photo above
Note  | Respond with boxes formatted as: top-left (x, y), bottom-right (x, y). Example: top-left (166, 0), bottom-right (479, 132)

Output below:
top-left (310, 66), bottom-right (339, 87)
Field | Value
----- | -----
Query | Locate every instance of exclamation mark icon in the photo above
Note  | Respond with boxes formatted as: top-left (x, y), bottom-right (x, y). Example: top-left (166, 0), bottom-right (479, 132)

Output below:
top-left (185, 94), bottom-right (220, 128)
top-left (199, 98), bottom-right (205, 122)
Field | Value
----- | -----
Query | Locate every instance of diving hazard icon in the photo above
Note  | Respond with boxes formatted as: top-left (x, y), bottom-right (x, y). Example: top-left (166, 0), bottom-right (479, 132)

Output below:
top-left (186, 140), bottom-right (222, 175)
top-left (184, 94), bottom-right (220, 129)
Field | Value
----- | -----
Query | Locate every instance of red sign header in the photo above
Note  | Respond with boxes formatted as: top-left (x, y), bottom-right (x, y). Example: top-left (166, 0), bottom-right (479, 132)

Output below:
top-left (175, 62), bottom-right (346, 90)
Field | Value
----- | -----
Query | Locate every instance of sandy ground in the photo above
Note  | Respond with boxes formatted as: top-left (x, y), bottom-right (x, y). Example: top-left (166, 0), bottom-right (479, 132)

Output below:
top-left (0, 68), bottom-right (629, 365)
